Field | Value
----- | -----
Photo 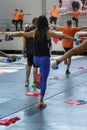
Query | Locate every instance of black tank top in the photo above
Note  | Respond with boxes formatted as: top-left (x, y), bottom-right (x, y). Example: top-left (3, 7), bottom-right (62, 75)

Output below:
top-left (34, 34), bottom-right (50, 56)
top-left (25, 26), bottom-right (36, 54)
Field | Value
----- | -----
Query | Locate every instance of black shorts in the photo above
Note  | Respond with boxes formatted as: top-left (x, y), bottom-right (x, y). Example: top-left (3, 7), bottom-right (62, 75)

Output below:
top-left (27, 54), bottom-right (38, 68)
top-left (72, 17), bottom-right (78, 22)
top-left (64, 47), bottom-right (72, 52)
top-left (12, 20), bottom-right (19, 25)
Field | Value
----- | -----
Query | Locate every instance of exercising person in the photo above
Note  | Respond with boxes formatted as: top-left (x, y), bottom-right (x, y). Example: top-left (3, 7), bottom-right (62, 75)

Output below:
top-left (51, 39), bottom-right (87, 68)
top-left (23, 17), bottom-right (38, 87)
top-left (19, 9), bottom-right (31, 30)
top-left (12, 9), bottom-right (19, 31)
top-left (50, 20), bottom-right (87, 74)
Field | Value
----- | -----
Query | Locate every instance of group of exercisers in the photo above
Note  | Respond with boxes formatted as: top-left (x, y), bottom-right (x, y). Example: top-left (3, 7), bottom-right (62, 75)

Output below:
top-left (1, 0), bottom-right (87, 108)
top-left (0, 14), bottom-right (87, 108)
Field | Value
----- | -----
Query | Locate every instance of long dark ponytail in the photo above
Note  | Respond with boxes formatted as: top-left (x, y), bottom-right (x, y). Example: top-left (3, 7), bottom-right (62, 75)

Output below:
top-left (35, 15), bottom-right (49, 41)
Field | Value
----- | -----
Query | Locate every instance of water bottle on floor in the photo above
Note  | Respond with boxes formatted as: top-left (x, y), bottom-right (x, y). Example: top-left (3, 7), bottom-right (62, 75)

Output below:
top-left (53, 65), bottom-right (59, 70)
top-left (35, 73), bottom-right (42, 89)
top-left (23, 48), bottom-right (27, 58)
top-left (7, 57), bottom-right (21, 63)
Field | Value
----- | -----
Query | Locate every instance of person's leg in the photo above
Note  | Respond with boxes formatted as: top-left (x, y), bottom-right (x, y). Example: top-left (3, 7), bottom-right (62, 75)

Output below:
top-left (33, 67), bottom-right (38, 82)
top-left (12, 20), bottom-right (15, 25)
top-left (39, 56), bottom-right (50, 103)
top-left (76, 19), bottom-right (78, 27)
top-left (50, 16), bottom-right (52, 24)
top-left (63, 49), bottom-right (67, 65)
top-left (20, 20), bottom-right (23, 30)
top-left (64, 48), bottom-right (72, 74)
top-left (25, 64), bottom-right (32, 86)
top-left (33, 56), bottom-right (50, 104)
top-left (15, 21), bottom-right (18, 31)
top-left (66, 57), bottom-right (71, 74)
top-left (72, 17), bottom-right (76, 26)
top-left (31, 54), bottom-right (38, 87)
top-left (51, 16), bottom-right (54, 24)
top-left (54, 17), bottom-right (57, 25)
top-left (25, 54), bottom-right (32, 87)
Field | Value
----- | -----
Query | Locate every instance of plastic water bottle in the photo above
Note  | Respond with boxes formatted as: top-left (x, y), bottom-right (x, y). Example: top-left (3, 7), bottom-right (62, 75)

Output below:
top-left (7, 57), bottom-right (21, 63)
top-left (15, 57), bottom-right (21, 62)
top-left (5, 34), bottom-right (13, 41)
top-left (53, 65), bottom-right (59, 70)
top-left (75, 35), bottom-right (80, 45)
top-left (35, 73), bottom-right (42, 89)
top-left (7, 58), bottom-right (13, 63)
top-left (23, 48), bottom-right (27, 58)
top-left (23, 52), bottom-right (27, 58)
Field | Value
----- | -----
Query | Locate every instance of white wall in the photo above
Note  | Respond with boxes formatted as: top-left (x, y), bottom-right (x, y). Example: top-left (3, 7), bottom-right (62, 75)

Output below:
top-left (0, 0), bottom-right (43, 31)
top-left (0, 0), bottom-right (61, 51)
top-left (0, 0), bottom-right (59, 26)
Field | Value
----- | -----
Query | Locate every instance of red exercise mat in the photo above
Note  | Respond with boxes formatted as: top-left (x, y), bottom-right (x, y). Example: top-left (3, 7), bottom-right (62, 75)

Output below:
top-left (0, 117), bottom-right (20, 126)
top-left (26, 92), bottom-right (48, 96)
top-left (65, 100), bottom-right (84, 105)
top-left (26, 92), bottom-right (40, 96)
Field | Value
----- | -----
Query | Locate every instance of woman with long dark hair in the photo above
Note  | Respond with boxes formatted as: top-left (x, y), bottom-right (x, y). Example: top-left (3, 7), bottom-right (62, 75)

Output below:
top-left (3, 15), bottom-right (77, 108)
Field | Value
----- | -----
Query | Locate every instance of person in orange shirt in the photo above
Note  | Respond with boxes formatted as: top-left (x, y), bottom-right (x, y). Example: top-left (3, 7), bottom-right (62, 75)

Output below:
top-left (19, 9), bottom-right (31, 30)
top-left (62, 8), bottom-right (86, 27)
top-left (51, 39), bottom-right (87, 69)
top-left (51, 20), bottom-right (87, 74)
top-left (12, 9), bottom-right (19, 31)
top-left (48, 5), bottom-right (65, 24)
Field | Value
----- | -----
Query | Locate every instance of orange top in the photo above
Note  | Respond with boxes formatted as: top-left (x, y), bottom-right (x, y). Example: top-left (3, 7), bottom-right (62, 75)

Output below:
top-left (12, 12), bottom-right (19, 21)
top-left (72, 11), bottom-right (81, 19)
top-left (51, 7), bottom-right (59, 17)
top-left (19, 12), bottom-right (24, 20)
top-left (58, 26), bottom-right (81, 48)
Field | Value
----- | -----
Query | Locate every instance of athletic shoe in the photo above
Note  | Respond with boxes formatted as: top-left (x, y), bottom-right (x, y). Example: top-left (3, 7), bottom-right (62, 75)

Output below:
top-left (38, 102), bottom-right (47, 109)
top-left (32, 82), bottom-right (36, 88)
top-left (66, 69), bottom-right (70, 75)
top-left (25, 80), bottom-right (29, 87)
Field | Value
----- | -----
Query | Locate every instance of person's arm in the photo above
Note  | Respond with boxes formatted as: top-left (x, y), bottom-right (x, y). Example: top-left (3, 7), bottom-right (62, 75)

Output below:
top-left (0, 51), bottom-right (10, 58)
top-left (22, 37), bottom-right (26, 53)
top-left (80, 27), bottom-right (87, 30)
top-left (8, 30), bottom-right (35, 38)
top-left (51, 40), bottom-right (87, 68)
top-left (59, 11), bottom-right (72, 15)
top-left (79, 10), bottom-right (87, 14)
top-left (58, 7), bottom-right (66, 10)
top-left (49, 30), bottom-right (76, 41)
top-left (0, 51), bottom-right (16, 60)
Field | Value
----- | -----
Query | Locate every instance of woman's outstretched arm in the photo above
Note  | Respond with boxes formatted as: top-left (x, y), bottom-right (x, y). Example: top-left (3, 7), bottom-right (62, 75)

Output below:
top-left (49, 30), bottom-right (76, 41)
top-left (11, 30), bottom-right (35, 38)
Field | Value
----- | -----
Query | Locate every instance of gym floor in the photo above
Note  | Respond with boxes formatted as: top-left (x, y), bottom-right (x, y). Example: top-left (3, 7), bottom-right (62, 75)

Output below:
top-left (0, 55), bottom-right (87, 130)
